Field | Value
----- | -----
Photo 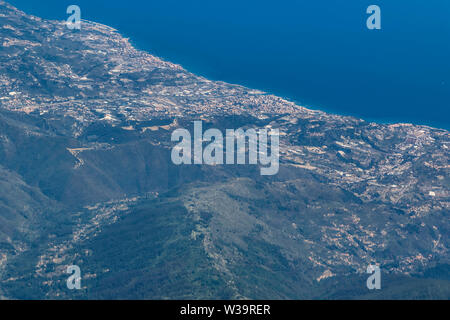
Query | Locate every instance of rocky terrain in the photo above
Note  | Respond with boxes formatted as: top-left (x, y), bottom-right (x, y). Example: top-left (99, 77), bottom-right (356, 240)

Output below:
top-left (0, 1), bottom-right (448, 299)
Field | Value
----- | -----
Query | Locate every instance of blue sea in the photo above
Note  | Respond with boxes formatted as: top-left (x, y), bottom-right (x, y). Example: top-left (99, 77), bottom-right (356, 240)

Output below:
top-left (7, 0), bottom-right (450, 129)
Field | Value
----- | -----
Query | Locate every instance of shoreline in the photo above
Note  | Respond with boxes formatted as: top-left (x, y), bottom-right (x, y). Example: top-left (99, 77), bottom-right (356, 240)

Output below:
top-left (114, 24), bottom-right (450, 132)
top-left (4, 1), bottom-right (450, 132)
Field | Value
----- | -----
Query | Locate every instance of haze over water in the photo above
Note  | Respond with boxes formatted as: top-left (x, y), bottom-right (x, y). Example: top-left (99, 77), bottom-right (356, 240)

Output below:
top-left (8, 0), bottom-right (450, 129)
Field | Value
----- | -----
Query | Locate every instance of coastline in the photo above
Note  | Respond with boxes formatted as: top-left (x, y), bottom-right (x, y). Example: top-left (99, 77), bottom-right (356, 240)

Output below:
top-left (4, 0), bottom-right (450, 132)
top-left (93, 19), bottom-right (450, 132)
